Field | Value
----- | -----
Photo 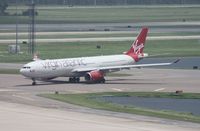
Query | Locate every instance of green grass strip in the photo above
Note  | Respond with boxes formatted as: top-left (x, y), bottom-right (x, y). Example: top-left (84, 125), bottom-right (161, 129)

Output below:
top-left (0, 39), bottom-right (200, 63)
top-left (3, 6), bottom-right (200, 24)
top-left (40, 92), bottom-right (200, 123)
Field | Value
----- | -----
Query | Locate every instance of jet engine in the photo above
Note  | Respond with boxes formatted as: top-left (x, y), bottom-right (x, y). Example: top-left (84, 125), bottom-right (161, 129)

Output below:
top-left (85, 71), bottom-right (105, 83)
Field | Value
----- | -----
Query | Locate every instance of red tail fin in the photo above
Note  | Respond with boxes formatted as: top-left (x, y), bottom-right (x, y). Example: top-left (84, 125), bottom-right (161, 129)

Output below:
top-left (126, 27), bottom-right (148, 55)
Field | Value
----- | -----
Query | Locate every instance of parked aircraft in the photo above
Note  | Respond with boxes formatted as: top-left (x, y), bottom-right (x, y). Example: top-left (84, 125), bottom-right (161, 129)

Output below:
top-left (20, 28), bottom-right (179, 85)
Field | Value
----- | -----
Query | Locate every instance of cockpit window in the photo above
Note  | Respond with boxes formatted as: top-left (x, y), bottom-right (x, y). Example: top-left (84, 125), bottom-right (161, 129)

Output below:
top-left (23, 66), bottom-right (31, 69)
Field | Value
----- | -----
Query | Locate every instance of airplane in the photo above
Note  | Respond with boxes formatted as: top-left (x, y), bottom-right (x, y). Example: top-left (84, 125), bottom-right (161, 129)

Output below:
top-left (20, 27), bottom-right (179, 85)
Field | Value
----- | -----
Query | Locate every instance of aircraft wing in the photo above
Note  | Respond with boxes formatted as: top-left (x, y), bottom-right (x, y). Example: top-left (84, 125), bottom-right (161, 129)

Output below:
top-left (72, 59), bottom-right (180, 73)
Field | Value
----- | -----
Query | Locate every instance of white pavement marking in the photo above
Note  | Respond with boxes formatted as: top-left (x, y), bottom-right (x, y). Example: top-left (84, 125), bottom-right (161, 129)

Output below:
top-left (154, 88), bottom-right (165, 92)
top-left (12, 94), bottom-right (35, 101)
top-left (0, 89), bottom-right (20, 92)
top-left (112, 88), bottom-right (123, 92)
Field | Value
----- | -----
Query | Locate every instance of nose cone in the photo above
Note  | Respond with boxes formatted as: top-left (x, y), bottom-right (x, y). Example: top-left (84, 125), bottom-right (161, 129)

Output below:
top-left (20, 68), bottom-right (30, 77)
top-left (20, 62), bottom-right (34, 77)
top-left (20, 68), bottom-right (26, 76)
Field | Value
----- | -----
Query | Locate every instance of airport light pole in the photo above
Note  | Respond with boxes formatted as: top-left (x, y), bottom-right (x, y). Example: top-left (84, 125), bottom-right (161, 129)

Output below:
top-left (29, 0), bottom-right (36, 55)
top-left (15, 0), bottom-right (19, 54)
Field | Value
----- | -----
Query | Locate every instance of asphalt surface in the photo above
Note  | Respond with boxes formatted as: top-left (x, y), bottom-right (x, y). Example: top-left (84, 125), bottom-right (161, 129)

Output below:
top-left (1, 21), bottom-right (200, 44)
top-left (0, 63), bottom-right (24, 69)
top-left (0, 68), bottom-right (200, 131)
top-left (1, 22), bottom-right (200, 32)
top-left (1, 21), bottom-right (200, 130)
top-left (1, 35), bottom-right (200, 44)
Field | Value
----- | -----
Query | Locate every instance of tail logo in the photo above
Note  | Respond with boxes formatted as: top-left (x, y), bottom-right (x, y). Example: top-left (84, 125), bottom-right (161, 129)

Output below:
top-left (133, 40), bottom-right (144, 54)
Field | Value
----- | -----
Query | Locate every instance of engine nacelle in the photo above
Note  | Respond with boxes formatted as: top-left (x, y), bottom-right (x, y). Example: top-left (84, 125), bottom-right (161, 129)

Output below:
top-left (85, 71), bottom-right (105, 83)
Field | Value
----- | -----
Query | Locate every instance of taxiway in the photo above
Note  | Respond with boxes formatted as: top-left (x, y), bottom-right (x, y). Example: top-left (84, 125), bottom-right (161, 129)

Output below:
top-left (0, 68), bottom-right (200, 131)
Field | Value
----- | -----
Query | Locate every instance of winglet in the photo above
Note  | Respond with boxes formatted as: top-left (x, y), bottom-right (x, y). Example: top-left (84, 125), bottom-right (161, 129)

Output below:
top-left (173, 59), bottom-right (180, 64)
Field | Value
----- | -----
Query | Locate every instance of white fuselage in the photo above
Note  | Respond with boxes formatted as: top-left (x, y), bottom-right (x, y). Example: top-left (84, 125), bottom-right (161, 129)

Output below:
top-left (20, 54), bottom-right (135, 80)
top-left (20, 28), bottom-right (175, 84)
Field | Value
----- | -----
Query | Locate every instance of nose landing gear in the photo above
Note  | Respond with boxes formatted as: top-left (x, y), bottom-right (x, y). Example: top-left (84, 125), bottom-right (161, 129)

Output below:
top-left (32, 79), bottom-right (36, 85)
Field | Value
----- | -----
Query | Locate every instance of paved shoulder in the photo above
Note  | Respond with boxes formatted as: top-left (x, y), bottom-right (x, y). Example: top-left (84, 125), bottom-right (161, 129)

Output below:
top-left (0, 101), bottom-right (199, 131)
top-left (0, 63), bottom-right (24, 69)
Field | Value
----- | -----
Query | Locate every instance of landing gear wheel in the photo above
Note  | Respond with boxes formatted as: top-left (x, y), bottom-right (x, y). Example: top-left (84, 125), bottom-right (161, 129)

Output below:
top-left (32, 79), bottom-right (36, 85)
top-left (75, 77), bottom-right (80, 83)
top-left (69, 77), bottom-right (80, 83)
top-left (32, 81), bottom-right (36, 85)
top-left (69, 78), bottom-right (73, 83)
top-left (97, 78), bottom-right (105, 83)
top-left (101, 78), bottom-right (105, 83)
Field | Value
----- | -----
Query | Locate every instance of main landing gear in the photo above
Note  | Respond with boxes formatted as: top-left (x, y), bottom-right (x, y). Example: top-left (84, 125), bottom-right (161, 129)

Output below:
top-left (85, 78), bottom-right (106, 84)
top-left (100, 78), bottom-right (105, 83)
top-left (32, 79), bottom-right (36, 85)
top-left (69, 77), bottom-right (80, 83)
top-left (95, 78), bottom-right (105, 84)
